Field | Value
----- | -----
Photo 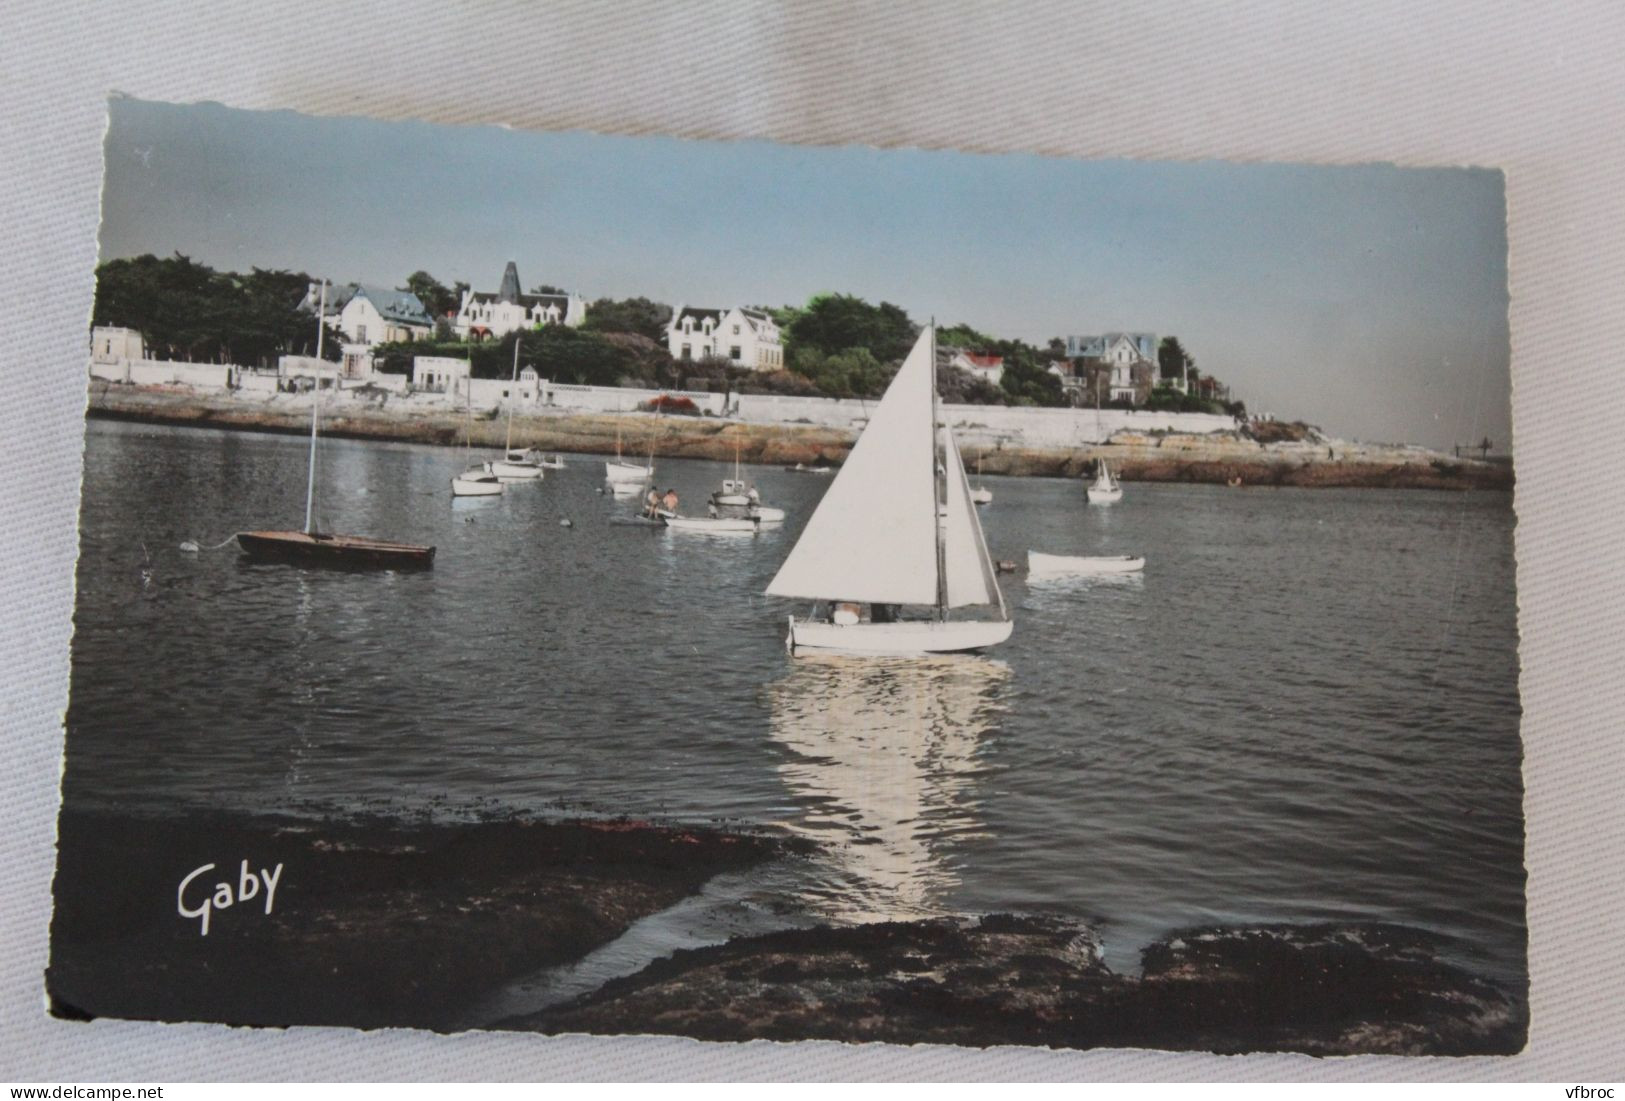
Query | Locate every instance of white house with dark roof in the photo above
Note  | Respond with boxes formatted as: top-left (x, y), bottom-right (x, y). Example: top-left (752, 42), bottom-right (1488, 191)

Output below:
top-left (453, 261), bottom-right (586, 340)
top-left (666, 305), bottom-right (783, 371)
top-left (301, 282), bottom-right (435, 347)
top-left (1066, 332), bottom-right (1159, 404)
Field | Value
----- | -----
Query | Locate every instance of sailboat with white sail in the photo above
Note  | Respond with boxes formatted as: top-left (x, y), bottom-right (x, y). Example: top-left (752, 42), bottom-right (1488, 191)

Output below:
top-left (237, 280), bottom-right (436, 568)
top-left (765, 325), bottom-right (1012, 655)
top-left (1086, 458), bottom-right (1122, 504)
top-left (489, 339), bottom-right (543, 481)
top-left (605, 423), bottom-right (653, 484)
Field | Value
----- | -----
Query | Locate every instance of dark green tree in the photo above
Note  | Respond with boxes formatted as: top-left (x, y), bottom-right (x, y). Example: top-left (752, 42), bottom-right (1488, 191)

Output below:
top-left (786, 294), bottom-right (917, 366)
top-left (580, 296), bottom-right (673, 342)
top-left (1158, 336), bottom-right (1191, 381)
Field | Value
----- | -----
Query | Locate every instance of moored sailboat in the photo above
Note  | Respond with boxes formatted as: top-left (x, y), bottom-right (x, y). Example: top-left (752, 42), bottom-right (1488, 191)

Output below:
top-left (237, 280), bottom-right (435, 569)
top-left (489, 339), bottom-right (543, 481)
top-left (765, 325), bottom-right (1011, 655)
top-left (452, 363), bottom-right (505, 498)
top-left (1086, 459), bottom-right (1122, 504)
top-left (605, 423), bottom-right (653, 484)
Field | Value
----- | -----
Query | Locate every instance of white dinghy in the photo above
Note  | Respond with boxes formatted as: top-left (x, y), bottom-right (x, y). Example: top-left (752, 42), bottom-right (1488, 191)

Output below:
top-left (1027, 551), bottom-right (1144, 577)
top-left (766, 325), bottom-right (1012, 656)
top-left (665, 515), bottom-right (759, 534)
top-left (1086, 459), bottom-right (1123, 504)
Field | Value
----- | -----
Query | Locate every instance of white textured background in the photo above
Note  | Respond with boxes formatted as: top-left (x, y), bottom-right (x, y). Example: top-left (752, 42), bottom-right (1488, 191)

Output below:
top-left (2, 0), bottom-right (1621, 1081)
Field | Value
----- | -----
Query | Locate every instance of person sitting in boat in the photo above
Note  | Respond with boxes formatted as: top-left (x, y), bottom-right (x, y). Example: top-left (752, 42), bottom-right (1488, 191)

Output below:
top-left (643, 487), bottom-right (661, 517)
top-left (747, 486), bottom-right (761, 504)
top-left (662, 488), bottom-right (679, 513)
top-left (707, 502), bottom-right (719, 518)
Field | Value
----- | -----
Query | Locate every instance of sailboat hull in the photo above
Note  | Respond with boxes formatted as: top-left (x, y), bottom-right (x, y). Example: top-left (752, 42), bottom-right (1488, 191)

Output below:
top-left (490, 460), bottom-right (543, 480)
top-left (786, 616), bottom-right (1012, 656)
top-left (236, 530), bottom-right (435, 570)
top-left (451, 474), bottom-right (504, 497)
top-left (606, 461), bottom-right (652, 483)
top-left (1086, 486), bottom-right (1122, 503)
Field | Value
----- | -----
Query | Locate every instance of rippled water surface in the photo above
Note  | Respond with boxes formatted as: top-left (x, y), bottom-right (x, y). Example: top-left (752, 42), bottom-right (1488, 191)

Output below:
top-left (64, 420), bottom-right (1526, 983)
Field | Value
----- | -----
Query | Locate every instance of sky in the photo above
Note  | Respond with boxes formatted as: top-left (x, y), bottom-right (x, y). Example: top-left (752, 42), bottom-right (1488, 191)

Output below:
top-left (99, 98), bottom-right (1511, 451)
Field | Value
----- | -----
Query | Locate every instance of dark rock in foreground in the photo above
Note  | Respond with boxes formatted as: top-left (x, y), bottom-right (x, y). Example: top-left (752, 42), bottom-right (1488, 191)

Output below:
top-left (514, 915), bottom-right (1525, 1056)
top-left (48, 809), bottom-right (795, 1031)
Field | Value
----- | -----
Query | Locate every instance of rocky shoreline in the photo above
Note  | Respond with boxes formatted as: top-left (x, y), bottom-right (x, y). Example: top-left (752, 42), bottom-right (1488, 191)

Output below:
top-left (47, 809), bottom-right (1525, 1053)
top-left (48, 808), bottom-right (800, 1031)
top-left (87, 381), bottom-right (1512, 491)
top-left (513, 914), bottom-right (1526, 1056)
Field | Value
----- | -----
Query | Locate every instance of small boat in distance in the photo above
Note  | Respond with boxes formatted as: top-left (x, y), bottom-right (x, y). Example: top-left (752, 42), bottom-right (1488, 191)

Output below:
top-left (489, 340), bottom-right (543, 481)
top-left (237, 280), bottom-right (435, 569)
top-left (1086, 459), bottom-right (1123, 504)
top-left (666, 515), bottom-right (759, 534)
top-left (1027, 551), bottom-right (1144, 577)
top-left (712, 440), bottom-right (756, 507)
top-left (765, 325), bottom-right (1011, 656)
top-left (784, 463), bottom-right (835, 475)
top-left (452, 364), bottom-right (505, 498)
top-left (606, 423), bottom-right (653, 483)
top-left (971, 452), bottom-right (992, 506)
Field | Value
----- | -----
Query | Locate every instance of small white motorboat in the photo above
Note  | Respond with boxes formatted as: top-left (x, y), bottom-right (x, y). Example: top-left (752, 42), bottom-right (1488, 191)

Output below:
top-left (1026, 551), bottom-right (1144, 577)
top-left (1086, 460), bottom-right (1123, 504)
top-left (665, 515), bottom-right (758, 533)
top-left (750, 505), bottom-right (786, 524)
top-left (452, 464), bottom-right (504, 497)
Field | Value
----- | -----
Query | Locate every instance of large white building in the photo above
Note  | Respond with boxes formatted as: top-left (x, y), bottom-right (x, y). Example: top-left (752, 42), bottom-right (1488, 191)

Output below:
top-left (666, 305), bottom-right (783, 371)
top-left (301, 282), bottom-right (435, 346)
top-left (452, 261), bottom-right (586, 340)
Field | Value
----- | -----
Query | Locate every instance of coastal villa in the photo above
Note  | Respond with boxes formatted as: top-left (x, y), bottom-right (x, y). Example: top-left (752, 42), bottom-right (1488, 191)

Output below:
top-left (452, 261), bottom-right (586, 340)
top-left (665, 306), bottom-right (783, 371)
top-left (300, 282), bottom-right (436, 346)
top-left (942, 348), bottom-right (1005, 388)
top-left (1067, 332), bottom-right (1159, 406)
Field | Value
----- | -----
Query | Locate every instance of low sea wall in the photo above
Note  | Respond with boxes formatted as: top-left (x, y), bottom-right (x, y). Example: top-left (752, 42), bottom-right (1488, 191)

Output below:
top-left (84, 380), bottom-right (1513, 491)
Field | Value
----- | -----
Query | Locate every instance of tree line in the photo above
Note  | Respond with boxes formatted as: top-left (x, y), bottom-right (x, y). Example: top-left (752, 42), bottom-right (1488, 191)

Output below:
top-left (92, 254), bottom-right (1234, 412)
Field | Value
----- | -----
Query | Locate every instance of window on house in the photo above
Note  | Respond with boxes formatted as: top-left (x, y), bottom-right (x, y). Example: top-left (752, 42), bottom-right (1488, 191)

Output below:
top-left (733, 324), bottom-right (740, 334)
top-left (681, 344), bottom-right (692, 361)
top-left (357, 325), bottom-right (367, 342)
top-left (730, 346), bottom-right (742, 361)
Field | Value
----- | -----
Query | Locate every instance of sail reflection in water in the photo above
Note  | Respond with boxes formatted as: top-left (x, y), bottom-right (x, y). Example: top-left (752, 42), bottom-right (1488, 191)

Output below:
top-left (767, 654), bottom-right (1010, 923)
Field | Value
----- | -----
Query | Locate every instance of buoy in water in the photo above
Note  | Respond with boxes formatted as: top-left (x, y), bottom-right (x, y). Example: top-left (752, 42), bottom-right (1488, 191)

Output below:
top-left (560, 518), bottom-right (573, 528)
top-left (179, 541), bottom-right (200, 553)
top-left (995, 560), bottom-right (1018, 573)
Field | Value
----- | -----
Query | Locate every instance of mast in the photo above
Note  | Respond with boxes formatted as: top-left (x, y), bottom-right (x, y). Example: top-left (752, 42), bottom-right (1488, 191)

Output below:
top-left (505, 337), bottom-right (520, 455)
top-left (303, 279), bottom-right (327, 535)
top-left (931, 321), bottom-right (947, 620)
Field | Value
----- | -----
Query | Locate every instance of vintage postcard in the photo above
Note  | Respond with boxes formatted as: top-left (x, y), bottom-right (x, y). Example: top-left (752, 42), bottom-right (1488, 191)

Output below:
top-left (50, 97), bottom-right (1524, 1054)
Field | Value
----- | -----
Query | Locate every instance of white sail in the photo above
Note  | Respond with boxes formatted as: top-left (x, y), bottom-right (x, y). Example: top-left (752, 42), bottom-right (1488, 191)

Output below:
top-left (941, 428), bottom-right (1001, 608)
top-left (765, 329), bottom-right (938, 604)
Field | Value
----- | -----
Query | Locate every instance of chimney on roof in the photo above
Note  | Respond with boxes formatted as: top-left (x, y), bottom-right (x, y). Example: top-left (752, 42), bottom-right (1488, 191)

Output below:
top-left (498, 261), bottom-right (521, 305)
